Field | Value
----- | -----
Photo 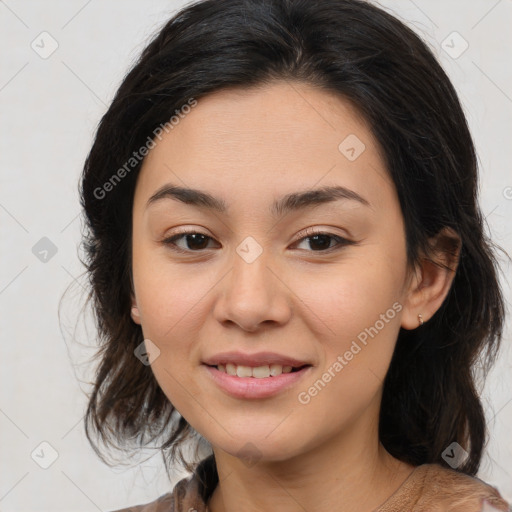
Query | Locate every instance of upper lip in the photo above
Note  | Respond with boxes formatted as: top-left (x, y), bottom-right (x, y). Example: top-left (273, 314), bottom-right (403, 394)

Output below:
top-left (202, 351), bottom-right (311, 368)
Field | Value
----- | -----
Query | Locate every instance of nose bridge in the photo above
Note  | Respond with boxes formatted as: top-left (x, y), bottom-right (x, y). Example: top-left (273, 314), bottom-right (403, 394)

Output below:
top-left (214, 235), bottom-right (291, 330)
top-left (230, 235), bottom-right (275, 305)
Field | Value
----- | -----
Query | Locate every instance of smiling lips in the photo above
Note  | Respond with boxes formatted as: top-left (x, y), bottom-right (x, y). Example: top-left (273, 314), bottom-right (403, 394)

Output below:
top-left (202, 351), bottom-right (312, 399)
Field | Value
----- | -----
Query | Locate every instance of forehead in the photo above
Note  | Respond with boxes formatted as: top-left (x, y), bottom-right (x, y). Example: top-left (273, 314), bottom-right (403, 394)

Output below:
top-left (135, 81), bottom-right (395, 214)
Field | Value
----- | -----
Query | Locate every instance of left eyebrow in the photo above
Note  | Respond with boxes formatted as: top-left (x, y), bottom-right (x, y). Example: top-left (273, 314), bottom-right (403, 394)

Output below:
top-left (146, 183), bottom-right (371, 217)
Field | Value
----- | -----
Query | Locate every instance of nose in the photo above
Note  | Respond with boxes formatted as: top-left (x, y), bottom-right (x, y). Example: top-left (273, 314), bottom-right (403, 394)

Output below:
top-left (212, 246), bottom-right (292, 332)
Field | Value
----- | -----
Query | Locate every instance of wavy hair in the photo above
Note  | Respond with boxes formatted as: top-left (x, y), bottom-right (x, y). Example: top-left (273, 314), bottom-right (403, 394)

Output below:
top-left (79, 0), bottom-right (507, 478)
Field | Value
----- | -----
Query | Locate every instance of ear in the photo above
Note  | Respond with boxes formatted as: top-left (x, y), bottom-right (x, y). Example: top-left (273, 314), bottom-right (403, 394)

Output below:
top-left (130, 294), bottom-right (141, 325)
top-left (401, 227), bottom-right (461, 330)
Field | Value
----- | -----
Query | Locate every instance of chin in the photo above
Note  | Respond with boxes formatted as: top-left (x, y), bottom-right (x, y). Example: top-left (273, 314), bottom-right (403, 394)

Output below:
top-left (210, 430), bottom-right (306, 464)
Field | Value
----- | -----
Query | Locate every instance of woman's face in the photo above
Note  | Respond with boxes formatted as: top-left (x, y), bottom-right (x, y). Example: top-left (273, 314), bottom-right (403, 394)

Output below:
top-left (131, 81), bottom-right (415, 462)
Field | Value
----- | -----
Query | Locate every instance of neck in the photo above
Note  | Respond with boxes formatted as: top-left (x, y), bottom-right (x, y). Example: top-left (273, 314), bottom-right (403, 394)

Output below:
top-left (206, 409), bottom-right (415, 512)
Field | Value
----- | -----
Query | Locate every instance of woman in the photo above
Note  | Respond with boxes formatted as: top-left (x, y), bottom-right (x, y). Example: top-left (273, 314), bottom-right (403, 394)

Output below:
top-left (79, 0), bottom-right (511, 510)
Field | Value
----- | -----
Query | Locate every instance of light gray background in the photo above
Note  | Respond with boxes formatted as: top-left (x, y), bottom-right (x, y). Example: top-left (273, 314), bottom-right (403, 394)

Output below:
top-left (1, 1), bottom-right (511, 511)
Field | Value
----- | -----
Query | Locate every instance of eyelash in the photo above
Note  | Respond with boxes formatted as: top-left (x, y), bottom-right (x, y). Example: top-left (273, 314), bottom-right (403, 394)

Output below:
top-left (161, 227), bottom-right (355, 255)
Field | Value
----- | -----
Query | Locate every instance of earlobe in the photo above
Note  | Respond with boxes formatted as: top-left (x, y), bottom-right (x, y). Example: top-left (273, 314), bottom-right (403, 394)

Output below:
top-left (130, 300), bottom-right (141, 324)
top-left (400, 227), bottom-right (461, 331)
top-left (400, 296), bottom-right (428, 331)
top-left (400, 264), bottom-right (425, 330)
top-left (401, 309), bottom-right (428, 330)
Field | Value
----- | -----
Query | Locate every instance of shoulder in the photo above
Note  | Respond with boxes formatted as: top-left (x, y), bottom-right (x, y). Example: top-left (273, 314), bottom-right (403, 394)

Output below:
top-left (384, 463), bottom-right (511, 512)
top-left (107, 472), bottom-right (208, 512)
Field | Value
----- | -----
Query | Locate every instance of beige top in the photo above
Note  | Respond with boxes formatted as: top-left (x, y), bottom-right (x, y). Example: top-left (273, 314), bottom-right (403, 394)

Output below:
top-left (110, 455), bottom-right (511, 512)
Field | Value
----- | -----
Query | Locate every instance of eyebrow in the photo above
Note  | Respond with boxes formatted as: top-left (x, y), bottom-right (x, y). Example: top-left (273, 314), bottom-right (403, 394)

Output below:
top-left (146, 183), bottom-right (371, 217)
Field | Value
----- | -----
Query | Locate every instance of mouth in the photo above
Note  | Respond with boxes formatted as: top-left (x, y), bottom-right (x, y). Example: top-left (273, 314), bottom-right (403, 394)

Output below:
top-left (202, 360), bottom-right (313, 399)
top-left (205, 362), bottom-right (311, 378)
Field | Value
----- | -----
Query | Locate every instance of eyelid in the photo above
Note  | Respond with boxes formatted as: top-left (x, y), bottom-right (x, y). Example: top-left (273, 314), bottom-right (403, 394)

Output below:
top-left (160, 227), bottom-right (215, 251)
top-left (161, 226), bottom-right (355, 254)
top-left (295, 226), bottom-right (351, 242)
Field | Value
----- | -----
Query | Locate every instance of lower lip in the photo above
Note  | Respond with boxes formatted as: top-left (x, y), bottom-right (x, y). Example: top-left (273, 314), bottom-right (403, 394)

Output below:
top-left (202, 364), bottom-right (312, 399)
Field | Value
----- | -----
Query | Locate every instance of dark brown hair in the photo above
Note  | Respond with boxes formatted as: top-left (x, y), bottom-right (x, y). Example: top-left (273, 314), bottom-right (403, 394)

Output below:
top-left (79, 0), bottom-right (507, 480)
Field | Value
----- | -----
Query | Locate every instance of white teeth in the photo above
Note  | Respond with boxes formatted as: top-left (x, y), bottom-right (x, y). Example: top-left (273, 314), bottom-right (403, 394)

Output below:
top-left (269, 364), bottom-right (283, 376)
top-left (252, 365), bottom-right (271, 378)
top-left (215, 363), bottom-right (300, 378)
top-left (226, 363), bottom-right (237, 376)
top-left (236, 365), bottom-right (253, 378)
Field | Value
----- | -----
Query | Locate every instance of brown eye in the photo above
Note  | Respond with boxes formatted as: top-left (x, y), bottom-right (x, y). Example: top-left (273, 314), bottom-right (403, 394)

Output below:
top-left (294, 229), bottom-right (354, 253)
top-left (162, 232), bottom-right (218, 252)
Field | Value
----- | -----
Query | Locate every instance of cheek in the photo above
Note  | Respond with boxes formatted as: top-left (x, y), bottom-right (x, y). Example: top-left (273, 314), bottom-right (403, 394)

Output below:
top-left (288, 248), bottom-right (405, 402)
top-left (132, 264), bottom-right (211, 414)
top-left (292, 254), bottom-right (403, 341)
top-left (132, 242), bottom-right (212, 341)
top-left (131, 249), bottom-right (221, 409)
top-left (291, 267), bottom-right (402, 432)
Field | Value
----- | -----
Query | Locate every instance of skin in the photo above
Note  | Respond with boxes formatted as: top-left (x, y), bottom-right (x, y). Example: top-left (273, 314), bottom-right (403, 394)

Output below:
top-left (130, 81), bottom-right (460, 512)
